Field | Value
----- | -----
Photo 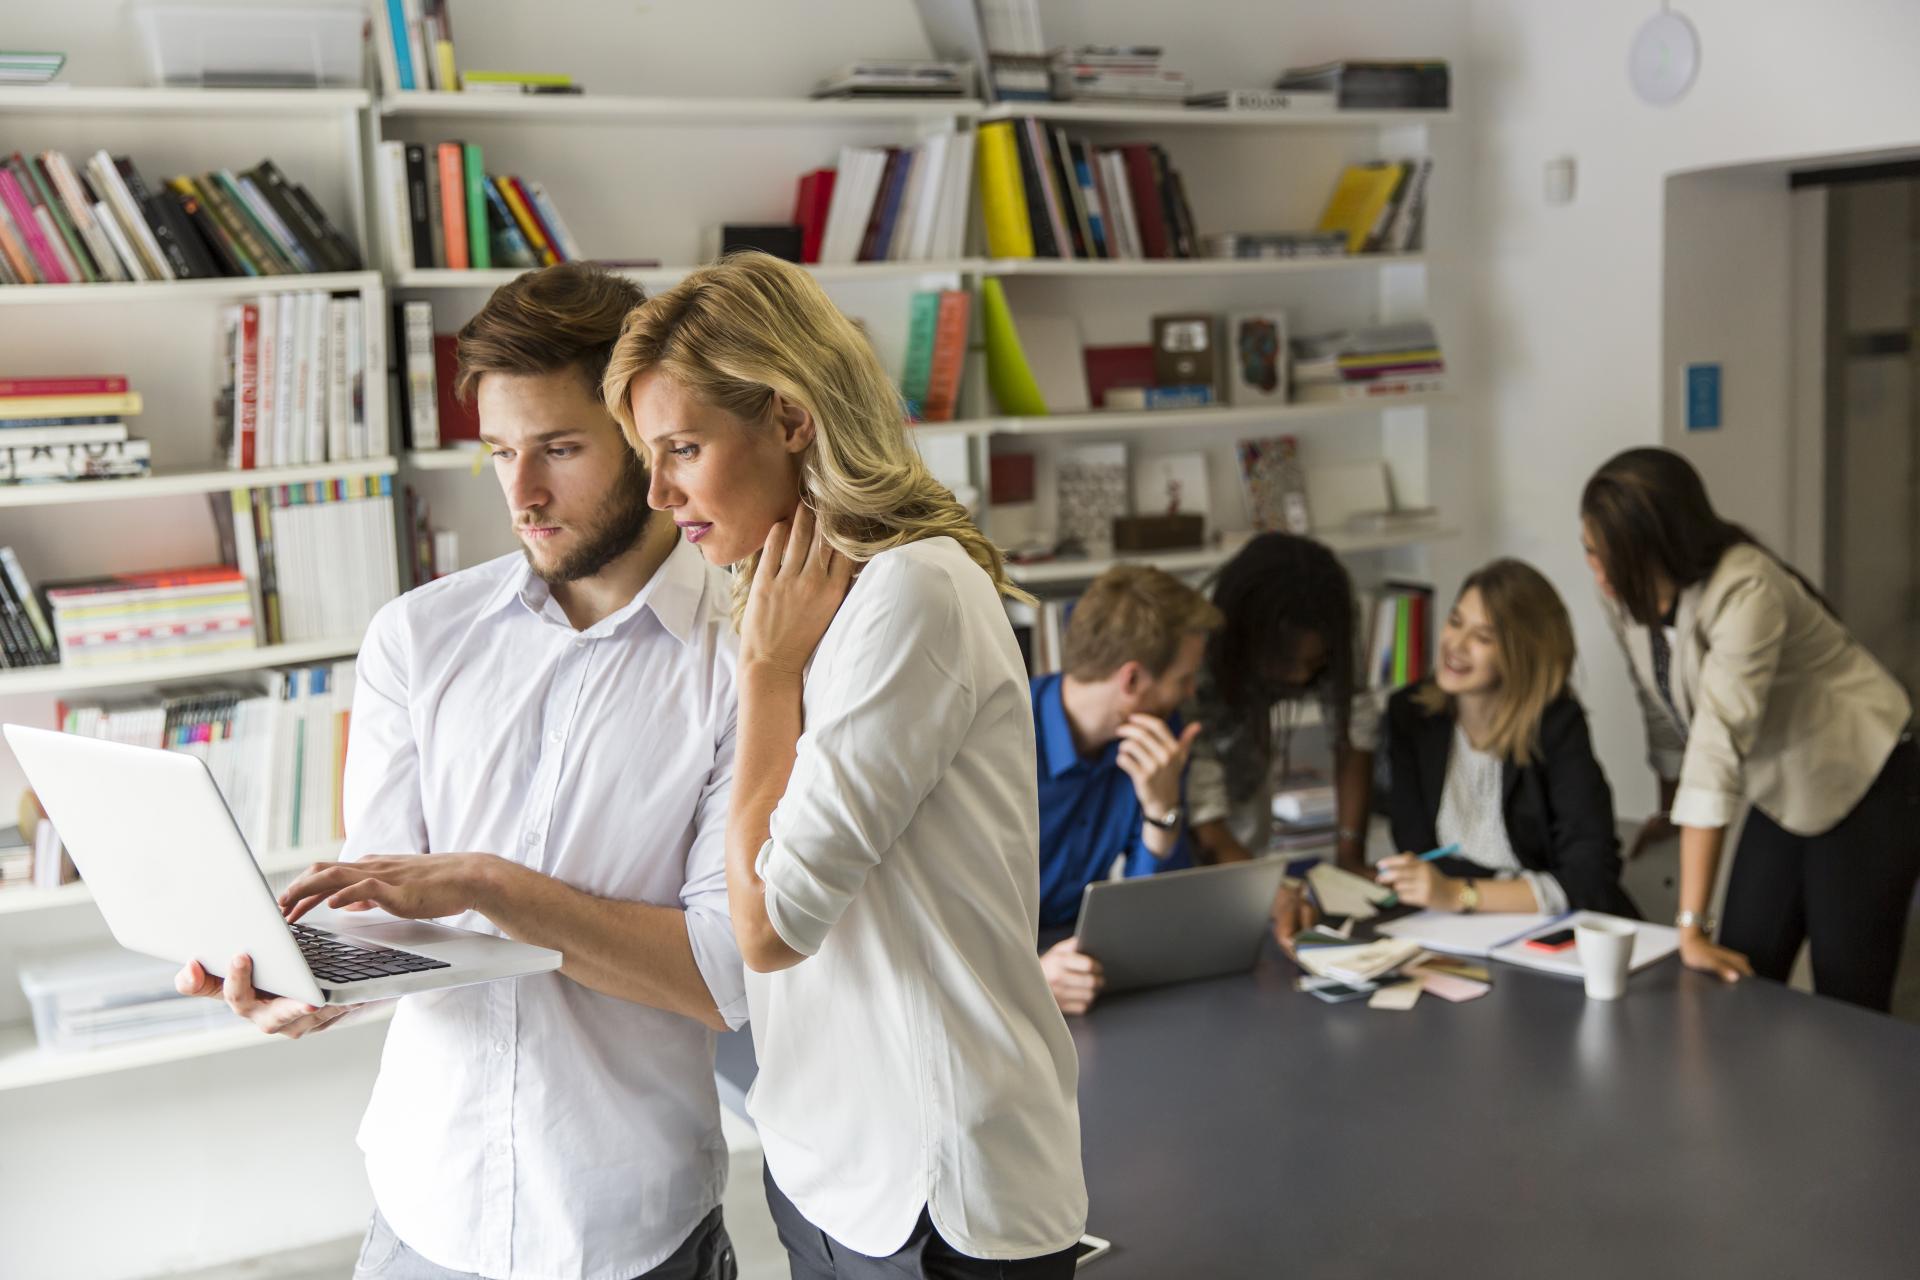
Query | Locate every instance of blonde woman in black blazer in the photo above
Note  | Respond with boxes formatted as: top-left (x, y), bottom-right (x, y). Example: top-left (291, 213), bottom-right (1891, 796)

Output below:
top-left (1582, 448), bottom-right (1918, 1010)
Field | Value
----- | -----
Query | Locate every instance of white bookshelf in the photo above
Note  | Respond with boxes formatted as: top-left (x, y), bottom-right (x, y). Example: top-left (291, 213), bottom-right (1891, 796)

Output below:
top-left (972, 101), bottom-right (1454, 128)
top-left (380, 90), bottom-right (983, 126)
top-left (0, 636), bottom-right (365, 697)
top-left (978, 394), bottom-right (1451, 438)
top-left (0, 86), bottom-right (370, 117)
top-left (0, 841), bottom-right (344, 917)
top-left (407, 446), bottom-right (490, 471)
top-left (1005, 522), bottom-right (1459, 586)
top-left (395, 261), bottom-right (983, 291)
top-left (0, 999), bottom-right (393, 1093)
top-left (0, 268), bottom-right (382, 306)
top-left (983, 253), bottom-right (1427, 278)
top-left (0, 457), bottom-right (399, 508)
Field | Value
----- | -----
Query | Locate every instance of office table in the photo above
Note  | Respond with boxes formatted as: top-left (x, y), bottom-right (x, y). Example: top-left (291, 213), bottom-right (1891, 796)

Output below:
top-left (716, 942), bottom-right (1920, 1278)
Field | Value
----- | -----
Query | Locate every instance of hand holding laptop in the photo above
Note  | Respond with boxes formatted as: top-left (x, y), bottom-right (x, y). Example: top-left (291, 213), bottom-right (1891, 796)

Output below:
top-left (175, 952), bottom-right (354, 1039)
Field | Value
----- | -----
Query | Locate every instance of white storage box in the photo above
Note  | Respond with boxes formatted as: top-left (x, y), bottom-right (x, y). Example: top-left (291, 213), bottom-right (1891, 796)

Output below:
top-left (19, 947), bottom-right (232, 1054)
top-left (135, 4), bottom-right (367, 89)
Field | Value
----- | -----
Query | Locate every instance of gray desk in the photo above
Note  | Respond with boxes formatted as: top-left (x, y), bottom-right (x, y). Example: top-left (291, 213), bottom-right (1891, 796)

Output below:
top-left (716, 944), bottom-right (1920, 1278)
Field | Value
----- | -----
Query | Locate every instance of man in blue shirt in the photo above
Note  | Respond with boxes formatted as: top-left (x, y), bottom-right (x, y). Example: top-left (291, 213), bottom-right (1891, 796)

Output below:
top-left (1034, 566), bottom-right (1222, 1013)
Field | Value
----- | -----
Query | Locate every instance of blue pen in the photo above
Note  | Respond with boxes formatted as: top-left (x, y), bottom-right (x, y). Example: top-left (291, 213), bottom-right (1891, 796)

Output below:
top-left (1416, 842), bottom-right (1461, 862)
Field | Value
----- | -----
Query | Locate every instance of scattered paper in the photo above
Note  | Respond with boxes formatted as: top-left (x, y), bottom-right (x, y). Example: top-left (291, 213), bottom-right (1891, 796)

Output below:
top-left (1368, 982), bottom-right (1422, 1011)
top-left (1417, 958), bottom-right (1491, 983)
top-left (1307, 863), bottom-right (1396, 919)
top-left (1413, 968), bottom-right (1491, 1003)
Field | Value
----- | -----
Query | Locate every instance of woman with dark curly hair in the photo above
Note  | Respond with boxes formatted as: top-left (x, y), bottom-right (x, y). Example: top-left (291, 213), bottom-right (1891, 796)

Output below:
top-left (1184, 535), bottom-right (1376, 935)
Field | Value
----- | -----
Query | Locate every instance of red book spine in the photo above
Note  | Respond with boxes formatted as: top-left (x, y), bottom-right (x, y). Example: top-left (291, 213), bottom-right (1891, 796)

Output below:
top-left (1118, 144), bottom-right (1171, 259)
top-left (793, 168), bottom-right (836, 265)
top-left (237, 303), bottom-right (259, 469)
top-left (437, 142), bottom-right (468, 270)
top-left (0, 168), bottom-right (68, 283)
top-left (503, 176), bottom-right (561, 264)
top-left (0, 376), bottom-right (130, 397)
top-left (920, 290), bottom-right (971, 423)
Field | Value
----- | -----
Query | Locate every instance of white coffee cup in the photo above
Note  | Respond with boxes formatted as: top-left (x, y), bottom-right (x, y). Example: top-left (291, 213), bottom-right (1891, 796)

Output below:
top-left (1575, 918), bottom-right (1637, 1000)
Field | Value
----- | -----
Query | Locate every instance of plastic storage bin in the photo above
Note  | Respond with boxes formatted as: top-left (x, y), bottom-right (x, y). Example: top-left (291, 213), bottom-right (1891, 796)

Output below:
top-left (135, 4), bottom-right (367, 89)
top-left (19, 947), bottom-right (232, 1053)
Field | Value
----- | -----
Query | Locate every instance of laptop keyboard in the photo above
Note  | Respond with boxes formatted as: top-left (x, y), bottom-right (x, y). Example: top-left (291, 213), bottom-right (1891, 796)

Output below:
top-left (291, 922), bottom-right (452, 985)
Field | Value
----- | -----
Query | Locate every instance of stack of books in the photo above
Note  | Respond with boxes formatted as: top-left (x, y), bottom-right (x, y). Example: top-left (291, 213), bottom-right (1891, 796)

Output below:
top-left (811, 60), bottom-right (971, 99)
top-left (1291, 320), bottom-right (1445, 402)
top-left (58, 661), bottom-right (355, 854)
top-left (224, 475), bottom-right (400, 646)
top-left (1201, 231), bottom-right (1348, 260)
top-left (403, 484), bottom-right (460, 589)
top-left (1050, 46), bottom-right (1190, 103)
top-left (799, 136), bottom-right (976, 265)
top-left (1275, 60), bottom-right (1452, 110)
top-left (0, 152), bottom-right (361, 284)
top-left (368, 0), bottom-right (583, 95)
top-left (378, 140), bottom-right (581, 272)
top-left (976, 119), bottom-right (1198, 259)
top-left (1363, 582), bottom-right (1436, 691)
top-left (216, 290), bottom-right (374, 469)
top-left (45, 565), bottom-right (255, 668)
top-left (0, 824), bottom-right (30, 893)
top-left (900, 289), bottom-right (971, 422)
top-left (393, 300), bottom-right (481, 451)
top-left (462, 72), bottom-right (581, 96)
top-left (0, 51), bottom-right (64, 85)
top-left (1316, 159), bottom-right (1432, 255)
top-left (0, 545), bottom-right (55, 669)
top-left (977, 0), bottom-right (1051, 102)
top-left (0, 375), bottom-right (149, 484)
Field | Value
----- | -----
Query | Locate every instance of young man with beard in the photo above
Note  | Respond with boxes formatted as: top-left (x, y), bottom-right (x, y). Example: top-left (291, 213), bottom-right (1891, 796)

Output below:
top-left (176, 264), bottom-right (745, 1280)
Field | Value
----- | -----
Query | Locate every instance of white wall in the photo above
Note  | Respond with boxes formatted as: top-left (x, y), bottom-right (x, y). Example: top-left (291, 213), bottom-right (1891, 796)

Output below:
top-left (1465, 0), bottom-right (1920, 814)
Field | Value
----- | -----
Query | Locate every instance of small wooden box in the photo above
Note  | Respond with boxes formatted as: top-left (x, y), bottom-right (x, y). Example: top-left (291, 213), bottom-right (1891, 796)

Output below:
top-left (1112, 514), bottom-right (1205, 552)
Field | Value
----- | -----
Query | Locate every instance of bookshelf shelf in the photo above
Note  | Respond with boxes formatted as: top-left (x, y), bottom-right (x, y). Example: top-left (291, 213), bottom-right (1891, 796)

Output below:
top-left (406, 447), bottom-right (489, 472)
top-left (1005, 521), bottom-right (1458, 586)
top-left (0, 997), bottom-right (393, 1092)
top-left (972, 102), bottom-right (1453, 128)
top-left (380, 91), bottom-right (983, 126)
top-left (394, 261), bottom-right (982, 291)
top-left (0, 457), bottom-right (401, 509)
top-left (0, 636), bottom-right (365, 698)
top-left (984, 254), bottom-right (1427, 279)
top-left (0, 842), bottom-right (343, 918)
top-left (0, 86), bottom-right (370, 118)
top-left (0, 270), bottom-right (383, 307)
top-left (977, 394), bottom-right (1451, 438)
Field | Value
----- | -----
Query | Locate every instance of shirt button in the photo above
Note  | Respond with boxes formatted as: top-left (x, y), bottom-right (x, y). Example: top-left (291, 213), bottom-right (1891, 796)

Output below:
top-left (547, 730), bottom-right (563, 746)
top-left (494, 1040), bottom-right (509, 1055)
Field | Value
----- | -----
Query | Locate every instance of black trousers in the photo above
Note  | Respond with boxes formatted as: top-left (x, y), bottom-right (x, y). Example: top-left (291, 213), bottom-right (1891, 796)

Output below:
top-left (1720, 735), bottom-right (1920, 1011)
top-left (763, 1164), bottom-right (1077, 1280)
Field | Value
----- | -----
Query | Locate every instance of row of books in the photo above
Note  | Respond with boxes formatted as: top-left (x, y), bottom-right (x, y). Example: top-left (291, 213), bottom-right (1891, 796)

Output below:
top-left (1317, 159), bottom-right (1433, 255)
top-left (395, 300), bottom-right (480, 451)
top-left (0, 544), bottom-right (55, 668)
top-left (1275, 60), bottom-right (1452, 111)
top-left (0, 150), bottom-right (359, 285)
top-left (1050, 45), bottom-right (1190, 104)
top-left (0, 823), bottom-right (39, 892)
top-left (56, 661), bottom-right (355, 854)
top-left (371, 0), bottom-right (579, 96)
top-left (976, 0), bottom-right (1051, 102)
top-left (977, 120), bottom-right (1198, 260)
top-left (1363, 584), bottom-right (1436, 690)
top-left (220, 476), bottom-right (402, 647)
top-left (1292, 320), bottom-right (1446, 402)
top-left (900, 290), bottom-right (971, 423)
top-left (215, 290), bottom-right (376, 469)
top-left (799, 136), bottom-right (976, 266)
top-left (402, 484), bottom-right (461, 590)
top-left (378, 140), bottom-right (581, 272)
top-left (0, 374), bottom-right (150, 483)
top-left (811, 60), bottom-right (970, 100)
top-left (46, 565), bottom-right (254, 670)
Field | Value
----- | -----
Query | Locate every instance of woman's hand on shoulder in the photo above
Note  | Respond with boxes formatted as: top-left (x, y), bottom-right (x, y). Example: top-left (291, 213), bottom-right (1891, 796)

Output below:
top-left (740, 504), bottom-right (853, 678)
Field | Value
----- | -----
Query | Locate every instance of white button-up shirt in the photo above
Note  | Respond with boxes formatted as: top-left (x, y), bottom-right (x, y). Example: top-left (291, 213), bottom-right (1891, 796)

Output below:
top-left (745, 537), bottom-right (1088, 1259)
top-left (343, 541), bottom-right (743, 1280)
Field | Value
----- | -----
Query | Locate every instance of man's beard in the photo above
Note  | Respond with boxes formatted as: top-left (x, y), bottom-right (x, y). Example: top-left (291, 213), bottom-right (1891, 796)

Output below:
top-left (520, 455), bottom-right (652, 584)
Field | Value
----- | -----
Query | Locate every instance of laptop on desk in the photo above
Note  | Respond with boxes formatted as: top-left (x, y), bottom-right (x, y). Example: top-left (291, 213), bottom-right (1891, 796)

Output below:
top-left (5, 724), bottom-right (561, 1007)
top-left (1074, 858), bottom-right (1291, 995)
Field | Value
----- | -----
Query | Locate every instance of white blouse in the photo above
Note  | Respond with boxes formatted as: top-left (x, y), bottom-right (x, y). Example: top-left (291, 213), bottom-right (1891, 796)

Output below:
top-left (1435, 723), bottom-right (1569, 914)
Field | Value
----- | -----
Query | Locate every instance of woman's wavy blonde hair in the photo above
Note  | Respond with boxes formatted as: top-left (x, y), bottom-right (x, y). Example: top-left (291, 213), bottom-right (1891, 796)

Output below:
top-left (1413, 558), bottom-right (1576, 766)
top-left (601, 252), bottom-right (1028, 617)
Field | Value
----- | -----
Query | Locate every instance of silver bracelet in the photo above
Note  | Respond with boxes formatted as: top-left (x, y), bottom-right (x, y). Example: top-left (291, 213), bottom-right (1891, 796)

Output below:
top-left (1674, 909), bottom-right (1717, 933)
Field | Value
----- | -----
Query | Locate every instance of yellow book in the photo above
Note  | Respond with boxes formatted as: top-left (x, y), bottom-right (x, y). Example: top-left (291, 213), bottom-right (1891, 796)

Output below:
top-left (1316, 162), bottom-right (1406, 253)
top-left (497, 179), bottom-right (559, 266)
top-left (435, 41), bottom-right (459, 94)
top-left (0, 392), bottom-right (142, 420)
top-left (976, 121), bottom-right (1035, 260)
top-left (980, 278), bottom-right (1047, 415)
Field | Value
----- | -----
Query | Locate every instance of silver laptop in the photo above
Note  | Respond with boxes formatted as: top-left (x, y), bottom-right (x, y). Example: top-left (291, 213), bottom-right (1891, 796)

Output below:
top-left (5, 724), bottom-right (561, 1006)
top-left (1074, 858), bottom-right (1291, 994)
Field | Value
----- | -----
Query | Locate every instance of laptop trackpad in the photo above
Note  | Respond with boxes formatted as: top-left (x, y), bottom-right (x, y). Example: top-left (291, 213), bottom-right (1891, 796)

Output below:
top-left (342, 919), bottom-right (483, 952)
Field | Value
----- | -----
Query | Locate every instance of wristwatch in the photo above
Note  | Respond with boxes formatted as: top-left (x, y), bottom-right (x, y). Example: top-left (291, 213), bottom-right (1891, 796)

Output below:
top-left (1143, 806), bottom-right (1184, 832)
top-left (1458, 880), bottom-right (1481, 914)
top-left (1674, 909), bottom-right (1717, 933)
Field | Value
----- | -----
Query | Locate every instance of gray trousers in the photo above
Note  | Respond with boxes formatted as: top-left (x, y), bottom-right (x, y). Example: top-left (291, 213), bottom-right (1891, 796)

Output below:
top-left (353, 1206), bottom-right (736, 1280)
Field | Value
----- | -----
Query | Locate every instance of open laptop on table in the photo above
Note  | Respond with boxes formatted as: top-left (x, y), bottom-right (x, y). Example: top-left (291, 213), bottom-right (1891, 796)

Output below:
top-left (1074, 857), bottom-right (1291, 995)
top-left (6, 724), bottom-right (561, 1006)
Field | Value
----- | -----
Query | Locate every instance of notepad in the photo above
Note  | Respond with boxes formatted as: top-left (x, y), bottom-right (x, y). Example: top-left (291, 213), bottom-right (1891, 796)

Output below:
top-left (1374, 910), bottom-right (1557, 957)
top-left (1489, 912), bottom-right (1680, 979)
top-left (1294, 936), bottom-right (1425, 985)
top-left (1368, 981), bottom-right (1422, 1011)
top-left (1305, 863), bottom-right (1397, 920)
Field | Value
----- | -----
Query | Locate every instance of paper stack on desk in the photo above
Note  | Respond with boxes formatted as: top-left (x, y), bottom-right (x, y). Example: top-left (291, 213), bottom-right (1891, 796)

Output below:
top-left (1293, 935), bottom-right (1425, 985)
top-left (1304, 862), bottom-right (1398, 919)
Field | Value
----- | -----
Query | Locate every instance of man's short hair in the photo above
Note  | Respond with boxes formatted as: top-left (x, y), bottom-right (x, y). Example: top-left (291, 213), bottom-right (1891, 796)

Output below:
top-left (455, 263), bottom-right (646, 404)
top-left (1061, 565), bottom-right (1224, 681)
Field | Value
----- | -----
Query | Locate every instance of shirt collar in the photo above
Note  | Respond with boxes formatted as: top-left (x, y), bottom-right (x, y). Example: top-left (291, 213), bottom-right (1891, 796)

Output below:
top-left (484, 536), bottom-right (711, 647)
top-left (1037, 674), bottom-right (1095, 779)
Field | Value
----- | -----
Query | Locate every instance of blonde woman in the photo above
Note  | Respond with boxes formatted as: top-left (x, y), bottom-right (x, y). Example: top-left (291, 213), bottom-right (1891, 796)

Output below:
top-left (603, 253), bottom-right (1086, 1279)
top-left (1376, 559), bottom-right (1638, 917)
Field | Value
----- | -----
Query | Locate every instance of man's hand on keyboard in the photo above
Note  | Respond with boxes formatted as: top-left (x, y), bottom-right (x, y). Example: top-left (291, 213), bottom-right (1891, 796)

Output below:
top-left (174, 953), bottom-right (352, 1038)
top-left (279, 853), bottom-right (505, 925)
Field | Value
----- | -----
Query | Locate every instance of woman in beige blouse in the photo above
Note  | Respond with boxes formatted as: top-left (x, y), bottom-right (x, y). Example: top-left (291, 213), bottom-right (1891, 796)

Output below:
top-left (1581, 447), bottom-right (1917, 1010)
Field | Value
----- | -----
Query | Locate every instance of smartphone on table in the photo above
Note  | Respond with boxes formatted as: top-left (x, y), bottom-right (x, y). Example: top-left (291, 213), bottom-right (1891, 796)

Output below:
top-left (1525, 926), bottom-right (1578, 952)
top-left (1073, 1234), bottom-right (1112, 1267)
